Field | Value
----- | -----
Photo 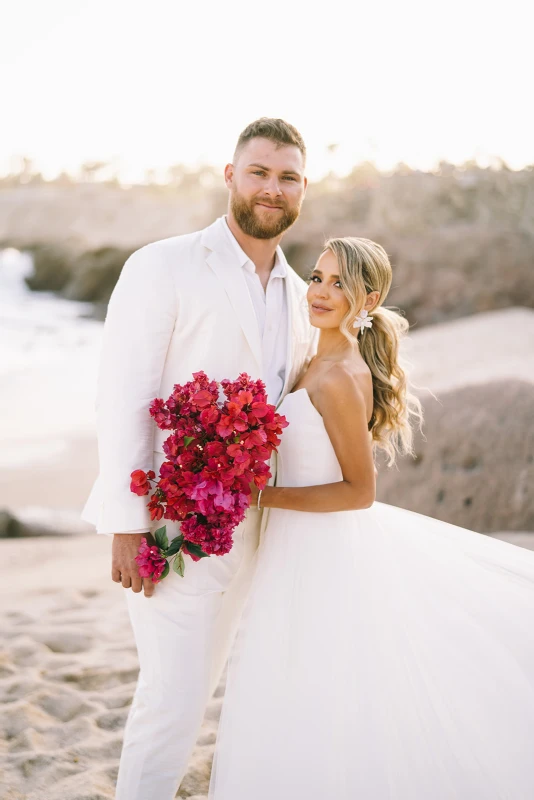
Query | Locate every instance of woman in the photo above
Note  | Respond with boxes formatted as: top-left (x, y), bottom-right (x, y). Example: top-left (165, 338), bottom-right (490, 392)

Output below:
top-left (208, 238), bottom-right (534, 799)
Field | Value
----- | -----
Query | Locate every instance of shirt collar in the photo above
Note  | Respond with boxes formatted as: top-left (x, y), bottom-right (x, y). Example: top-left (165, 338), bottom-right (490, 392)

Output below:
top-left (223, 215), bottom-right (288, 279)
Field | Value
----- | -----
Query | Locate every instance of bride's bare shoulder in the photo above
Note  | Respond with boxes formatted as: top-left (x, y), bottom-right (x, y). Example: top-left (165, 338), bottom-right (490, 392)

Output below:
top-left (315, 362), bottom-right (370, 413)
top-left (315, 362), bottom-right (373, 420)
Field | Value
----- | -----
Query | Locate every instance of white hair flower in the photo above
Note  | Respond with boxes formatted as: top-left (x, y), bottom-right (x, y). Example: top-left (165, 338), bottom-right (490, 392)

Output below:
top-left (353, 309), bottom-right (373, 331)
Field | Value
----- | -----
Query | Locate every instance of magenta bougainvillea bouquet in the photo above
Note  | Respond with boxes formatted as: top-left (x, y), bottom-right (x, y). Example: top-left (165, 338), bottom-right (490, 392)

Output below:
top-left (130, 371), bottom-right (288, 582)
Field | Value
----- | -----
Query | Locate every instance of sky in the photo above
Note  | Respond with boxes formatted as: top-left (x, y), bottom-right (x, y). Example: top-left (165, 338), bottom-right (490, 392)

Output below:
top-left (2, 0), bottom-right (532, 182)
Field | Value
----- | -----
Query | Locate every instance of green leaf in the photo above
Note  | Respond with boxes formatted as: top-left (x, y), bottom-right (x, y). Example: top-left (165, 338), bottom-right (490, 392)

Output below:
top-left (184, 541), bottom-right (210, 559)
top-left (183, 436), bottom-right (195, 448)
top-left (233, 436), bottom-right (241, 443)
top-left (173, 551), bottom-right (185, 577)
top-left (154, 526), bottom-right (169, 551)
top-left (160, 561), bottom-right (170, 580)
top-left (165, 535), bottom-right (184, 556)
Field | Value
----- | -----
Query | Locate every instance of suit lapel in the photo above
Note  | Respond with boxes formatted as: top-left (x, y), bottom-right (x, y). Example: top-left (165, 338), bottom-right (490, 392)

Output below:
top-left (279, 265), bottom-right (307, 402)
top-left (203, 220), bottom-right (263, 374)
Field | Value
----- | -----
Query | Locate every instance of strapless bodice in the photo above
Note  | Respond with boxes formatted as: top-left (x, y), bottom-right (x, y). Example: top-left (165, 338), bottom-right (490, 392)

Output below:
top-left (275, 389), bottom-right (343, 487)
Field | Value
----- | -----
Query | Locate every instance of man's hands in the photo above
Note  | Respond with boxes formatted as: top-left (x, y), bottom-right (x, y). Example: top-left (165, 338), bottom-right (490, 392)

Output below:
top-left (111, 532), bottom-right (156, 598)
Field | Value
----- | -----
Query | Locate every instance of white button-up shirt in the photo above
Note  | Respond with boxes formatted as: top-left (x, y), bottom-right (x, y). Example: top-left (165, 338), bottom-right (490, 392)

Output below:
top-left (223, 216), bottom-right (288, 406)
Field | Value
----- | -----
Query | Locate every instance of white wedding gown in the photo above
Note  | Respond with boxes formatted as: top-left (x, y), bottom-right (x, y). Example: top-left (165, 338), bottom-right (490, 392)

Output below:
top-left (208, 388), bottom-right (534, 800)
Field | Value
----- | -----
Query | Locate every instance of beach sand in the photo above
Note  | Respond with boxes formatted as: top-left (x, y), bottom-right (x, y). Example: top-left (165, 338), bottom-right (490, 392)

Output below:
top-left (0, 534), bottom-right (226, 800)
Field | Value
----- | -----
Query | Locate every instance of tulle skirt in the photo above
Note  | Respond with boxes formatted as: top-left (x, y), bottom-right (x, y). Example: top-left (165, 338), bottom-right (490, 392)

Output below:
top-left (208, 501), bottom-right (534, 800)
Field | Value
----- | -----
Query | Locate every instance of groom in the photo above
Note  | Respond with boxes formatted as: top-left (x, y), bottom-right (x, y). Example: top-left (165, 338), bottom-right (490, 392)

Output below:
top-left (82, 117), bottom-right (317, 799)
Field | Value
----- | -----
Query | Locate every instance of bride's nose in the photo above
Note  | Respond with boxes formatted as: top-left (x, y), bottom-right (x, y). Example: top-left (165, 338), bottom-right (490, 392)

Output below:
top-left (315, 282), bottom-right (330, 299)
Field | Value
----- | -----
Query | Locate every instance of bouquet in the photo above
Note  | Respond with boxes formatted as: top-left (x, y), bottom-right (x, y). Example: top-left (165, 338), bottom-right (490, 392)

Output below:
top-left (130, 371), bottom-right (288, 582)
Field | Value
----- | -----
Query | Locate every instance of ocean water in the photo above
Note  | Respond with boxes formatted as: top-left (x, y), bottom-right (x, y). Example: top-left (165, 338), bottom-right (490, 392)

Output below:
top-left (0, 248), bottom-right (103, 468)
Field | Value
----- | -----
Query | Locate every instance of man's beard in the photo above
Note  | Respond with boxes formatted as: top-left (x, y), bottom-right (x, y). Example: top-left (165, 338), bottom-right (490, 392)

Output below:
top-left (230, 192), bottom-right (300, 240)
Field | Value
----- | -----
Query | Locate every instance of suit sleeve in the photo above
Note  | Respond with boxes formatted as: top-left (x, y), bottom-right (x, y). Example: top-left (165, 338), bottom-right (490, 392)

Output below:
top-left (83, 245), bottom-right (177, 534)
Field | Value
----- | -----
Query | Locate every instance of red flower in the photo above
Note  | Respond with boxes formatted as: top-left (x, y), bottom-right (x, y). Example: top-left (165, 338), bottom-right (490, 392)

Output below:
top-left (233, 413), bottom-right (250, 432)
top-left (130, 469), bottom-right (154, 496)
top-left (149, 398), bottom-right (173, 429)
top-left (192, 389), bottom-right (214, 408)
top-left (130, 372), bottom-right (289, 580)
top-left (251, 401), bottom-right (269, 418)
top-left (200, 406), bottom-right (220, 426)
top-left (237, 389), bottom-right (253, 405)
top-left (243, 429), bottom-right (267, 449)
top-left (215, 415), bottom-right (234, 438)
top-left (205, 441), bottom-right (225, 458)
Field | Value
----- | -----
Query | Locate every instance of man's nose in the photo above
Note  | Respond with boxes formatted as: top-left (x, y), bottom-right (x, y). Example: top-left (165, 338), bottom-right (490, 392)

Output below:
top-left (264, 177), bottom-right (282, 196)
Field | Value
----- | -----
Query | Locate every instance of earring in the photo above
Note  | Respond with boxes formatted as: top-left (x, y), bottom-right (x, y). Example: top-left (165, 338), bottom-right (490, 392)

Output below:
top-left (353, 308), bottom-right (373, 331)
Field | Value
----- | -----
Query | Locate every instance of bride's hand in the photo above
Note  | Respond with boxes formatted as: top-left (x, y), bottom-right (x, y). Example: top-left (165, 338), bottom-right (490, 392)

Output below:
top-left (249, 481), bottom-right (259, 508)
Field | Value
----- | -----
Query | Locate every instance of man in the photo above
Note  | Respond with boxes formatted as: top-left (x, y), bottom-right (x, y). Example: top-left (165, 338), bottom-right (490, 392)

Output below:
top-left (82, 117), bottom-right (317, 800)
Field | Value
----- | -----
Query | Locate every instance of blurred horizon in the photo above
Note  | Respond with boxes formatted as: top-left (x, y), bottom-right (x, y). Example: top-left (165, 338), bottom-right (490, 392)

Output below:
top-left (1, 152), bottom-right (531, 189)
top-left (2, 0), bottom-right (532, 183)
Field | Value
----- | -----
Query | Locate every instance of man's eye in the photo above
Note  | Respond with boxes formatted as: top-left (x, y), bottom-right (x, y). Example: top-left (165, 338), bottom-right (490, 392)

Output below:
top-left (253, 171), bottom-right (265, 176)
top-left (283, 176), bottom-right (296, 181)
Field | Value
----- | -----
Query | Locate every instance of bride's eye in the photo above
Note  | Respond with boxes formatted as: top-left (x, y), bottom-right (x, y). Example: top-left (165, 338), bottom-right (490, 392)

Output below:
top-left (309, 275), bottom-right (321, 283)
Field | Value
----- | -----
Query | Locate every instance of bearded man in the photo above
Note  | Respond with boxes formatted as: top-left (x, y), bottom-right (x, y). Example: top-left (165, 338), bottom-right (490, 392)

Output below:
top-left (82, 118), bottom-right (317, 800)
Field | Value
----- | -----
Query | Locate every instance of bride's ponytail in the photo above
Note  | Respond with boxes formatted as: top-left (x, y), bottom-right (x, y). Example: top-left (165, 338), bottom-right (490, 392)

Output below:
top-left (325, 237), bottom-right (423, 467)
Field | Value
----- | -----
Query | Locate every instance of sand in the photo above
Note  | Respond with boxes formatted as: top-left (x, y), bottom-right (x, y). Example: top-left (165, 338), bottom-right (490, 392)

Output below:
top-left (0, 534), bottom-right (225, 800)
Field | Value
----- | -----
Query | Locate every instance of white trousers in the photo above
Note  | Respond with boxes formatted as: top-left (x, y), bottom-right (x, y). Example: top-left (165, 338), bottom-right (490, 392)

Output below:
top-left (115, 508), bottom-right (262, 800)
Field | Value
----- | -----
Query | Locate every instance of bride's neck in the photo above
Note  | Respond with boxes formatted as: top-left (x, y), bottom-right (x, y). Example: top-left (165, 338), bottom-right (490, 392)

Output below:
top-left (316, 328), bottom-right (357, 361)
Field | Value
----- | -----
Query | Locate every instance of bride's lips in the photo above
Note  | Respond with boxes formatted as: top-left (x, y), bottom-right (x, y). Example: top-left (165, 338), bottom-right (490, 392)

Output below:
top-left (311, 303), bottom-right (334, 314)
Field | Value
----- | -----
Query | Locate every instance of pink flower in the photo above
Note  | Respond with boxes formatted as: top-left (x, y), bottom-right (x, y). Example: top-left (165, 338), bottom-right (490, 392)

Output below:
top-left (135, 537), bottom-right (167, 582)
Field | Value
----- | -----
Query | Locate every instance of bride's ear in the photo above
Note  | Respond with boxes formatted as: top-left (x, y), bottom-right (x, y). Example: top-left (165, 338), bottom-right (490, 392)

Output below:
top-left (365, 290), bottom-right (380, 312)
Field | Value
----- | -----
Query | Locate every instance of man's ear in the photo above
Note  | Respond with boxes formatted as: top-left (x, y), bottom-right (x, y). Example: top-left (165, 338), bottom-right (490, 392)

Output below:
top-left (224, 163), bottom-right (234, 189)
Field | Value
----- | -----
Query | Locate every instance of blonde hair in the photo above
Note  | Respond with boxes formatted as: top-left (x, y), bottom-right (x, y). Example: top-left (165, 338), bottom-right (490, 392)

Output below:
top-left (324, 237), bottom-right (424, 467)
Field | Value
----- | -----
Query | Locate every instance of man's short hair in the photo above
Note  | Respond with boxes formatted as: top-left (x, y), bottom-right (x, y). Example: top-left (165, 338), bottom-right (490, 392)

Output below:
top-left (234, 118), bottom-right (306, 164)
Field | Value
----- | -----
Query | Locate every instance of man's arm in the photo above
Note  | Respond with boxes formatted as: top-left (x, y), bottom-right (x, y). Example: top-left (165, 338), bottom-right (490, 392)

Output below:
top-left (93, 245), bottom-right (177, 595)
top-left (94, 244), bottom-right (177, 533)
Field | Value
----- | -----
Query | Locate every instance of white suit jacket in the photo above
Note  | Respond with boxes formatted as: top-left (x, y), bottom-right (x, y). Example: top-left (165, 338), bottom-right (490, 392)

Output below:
top-left (81, 216), bottom-right (317, 534)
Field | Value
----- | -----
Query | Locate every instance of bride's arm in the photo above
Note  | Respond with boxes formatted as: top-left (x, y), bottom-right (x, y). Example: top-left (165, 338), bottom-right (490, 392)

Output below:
top-left (260, 366), bottom-right (376, 512)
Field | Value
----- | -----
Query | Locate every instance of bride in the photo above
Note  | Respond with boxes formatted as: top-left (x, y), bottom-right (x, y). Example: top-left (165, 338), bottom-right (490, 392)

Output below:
top-left (208, 237), bottom-right (534, 799)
